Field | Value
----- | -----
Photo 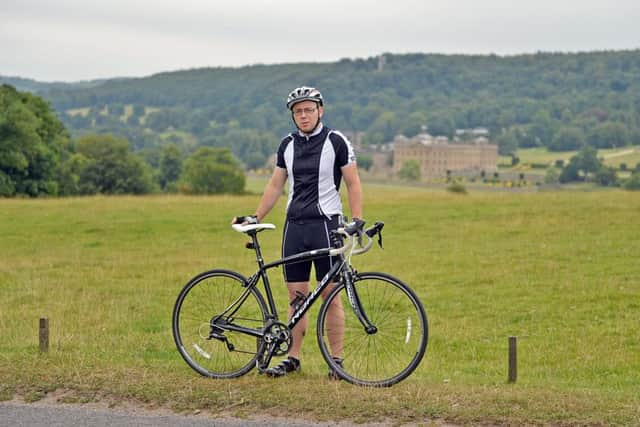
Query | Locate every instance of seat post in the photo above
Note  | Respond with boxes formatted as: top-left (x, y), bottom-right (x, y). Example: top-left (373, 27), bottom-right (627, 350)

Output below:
top-left (249, 231), bottom-right (265, 268)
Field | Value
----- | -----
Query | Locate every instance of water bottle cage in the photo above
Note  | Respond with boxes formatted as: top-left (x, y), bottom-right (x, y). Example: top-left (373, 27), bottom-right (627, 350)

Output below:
top-left (289, 290), bottom-right (308, 311)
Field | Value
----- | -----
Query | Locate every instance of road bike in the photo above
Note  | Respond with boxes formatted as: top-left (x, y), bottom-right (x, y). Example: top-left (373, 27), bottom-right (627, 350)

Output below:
top-left (172, 219), bottom-right (428, 387)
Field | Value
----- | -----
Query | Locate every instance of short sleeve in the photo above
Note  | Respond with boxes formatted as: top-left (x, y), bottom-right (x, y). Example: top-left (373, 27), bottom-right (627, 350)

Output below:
top-left (328, 131), bottom-right (356, 168)
top-left (276, 135), bottom-right (293, 168)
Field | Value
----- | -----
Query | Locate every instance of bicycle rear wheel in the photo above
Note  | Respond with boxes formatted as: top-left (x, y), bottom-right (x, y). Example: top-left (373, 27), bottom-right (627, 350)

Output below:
top-left (317, 271), bottom-right (428, 387)
top-left (172, 269), bottom-right (268, 378)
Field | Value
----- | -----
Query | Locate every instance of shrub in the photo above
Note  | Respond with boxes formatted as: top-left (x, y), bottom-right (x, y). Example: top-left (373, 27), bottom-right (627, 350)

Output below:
top-left (447, 183), bottom-right (468, 194)
top-left (624, 172), bottom-right (640, 191)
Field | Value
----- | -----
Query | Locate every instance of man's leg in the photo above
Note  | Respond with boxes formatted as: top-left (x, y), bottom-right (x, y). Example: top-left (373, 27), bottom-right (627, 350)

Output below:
top-left (287, 281), bottom-right (310, 359)
top-left (321, 283), bottom-right (345, 358)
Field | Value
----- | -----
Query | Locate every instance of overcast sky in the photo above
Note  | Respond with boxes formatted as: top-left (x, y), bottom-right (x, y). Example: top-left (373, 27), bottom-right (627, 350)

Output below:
top-left (2, 0), bottom-right (639, 82)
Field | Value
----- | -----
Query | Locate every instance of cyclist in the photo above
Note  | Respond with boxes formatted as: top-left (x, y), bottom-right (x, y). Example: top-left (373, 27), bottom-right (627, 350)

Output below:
top-left (234, 86), bottom-right (363, 378)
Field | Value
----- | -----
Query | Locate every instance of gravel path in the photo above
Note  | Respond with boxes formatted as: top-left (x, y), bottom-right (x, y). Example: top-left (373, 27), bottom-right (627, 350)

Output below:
top-left (0, 398), bottom-right (447, 427)
top-left (0, 401), bottom-right (368, 427)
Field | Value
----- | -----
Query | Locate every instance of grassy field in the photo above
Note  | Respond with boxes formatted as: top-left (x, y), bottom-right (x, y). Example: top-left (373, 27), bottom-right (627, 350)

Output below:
top-left (499, 146), bottom-right (640, 169)
top-left (1, 186), bottom-right (639, 426)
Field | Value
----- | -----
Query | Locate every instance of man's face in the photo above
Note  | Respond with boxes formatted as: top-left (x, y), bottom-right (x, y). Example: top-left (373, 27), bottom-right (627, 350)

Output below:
top-left (292, 100), bottom-right (322, 133)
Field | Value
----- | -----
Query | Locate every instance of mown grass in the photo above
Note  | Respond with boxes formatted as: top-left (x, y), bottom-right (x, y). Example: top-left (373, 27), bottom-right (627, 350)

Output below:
top-left (1, 187), bottom-right (639, 426)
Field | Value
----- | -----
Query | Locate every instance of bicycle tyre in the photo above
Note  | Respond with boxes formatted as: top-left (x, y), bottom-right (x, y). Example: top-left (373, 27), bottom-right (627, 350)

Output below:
top-left (317, 271), bottom-right (428, 387)
top-left (172, 269), bottom-right (268, 378)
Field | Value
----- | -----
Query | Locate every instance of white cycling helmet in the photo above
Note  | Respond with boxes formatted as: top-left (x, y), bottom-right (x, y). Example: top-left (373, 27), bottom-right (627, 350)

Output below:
top-left (286, 86), bottom-right (324, 110)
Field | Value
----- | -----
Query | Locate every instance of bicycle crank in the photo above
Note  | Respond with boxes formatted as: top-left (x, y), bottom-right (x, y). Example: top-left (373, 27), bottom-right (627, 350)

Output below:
top-left (256, 321), bottom-right (292, 372)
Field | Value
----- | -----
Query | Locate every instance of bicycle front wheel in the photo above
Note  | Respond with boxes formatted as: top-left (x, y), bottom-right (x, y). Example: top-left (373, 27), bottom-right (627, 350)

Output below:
top-left (172, 269), bottom-right (268, 378)
top-left (317, 272), bottom-right (428, 387)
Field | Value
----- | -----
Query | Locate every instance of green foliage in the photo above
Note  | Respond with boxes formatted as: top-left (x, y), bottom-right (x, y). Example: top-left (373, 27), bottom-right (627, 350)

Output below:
top-left (180, 147), bottom-right (245, 194)
top-left (624, 170), bottom-right (640, 190)
top-left (56, 153), bottom-right (89, 195)
top-left (398, 159), bottom-right (420, 181)
top-left (594, 166), bottom-right (618, 186)
top-left (0, 84), bottom-right (70, 196)
top-left (10, 50), bottom-right (637, 166)
top-left (426, 114), bottom-right (455, 139)
top-left (159, 144), bottom-right (182, 191)
top-left (527, 110), bottom-right (556, 148)
top-left (75, 134), bottom-right (155, 194)
top-left (549, 126), bottom-right (585, 152)
top-left (200, 127), bottom-right (278, 170)
top-left (588, 121), bottom-right (630, 149)
top-left (401, 111), bottom-right (428, 137)
top-left (495, 129), bottom-right (519, 156)
top-left (446, 182), bottom-right (467, 194)
top-left (559, 145), bottom-right (603, 183)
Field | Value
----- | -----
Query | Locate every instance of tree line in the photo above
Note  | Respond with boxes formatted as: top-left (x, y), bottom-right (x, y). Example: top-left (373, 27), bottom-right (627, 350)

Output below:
top-left (0, 85), bottom-right (245, 197)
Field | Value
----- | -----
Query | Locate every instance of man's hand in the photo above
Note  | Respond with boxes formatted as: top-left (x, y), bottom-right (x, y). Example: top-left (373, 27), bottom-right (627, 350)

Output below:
top-left (351, 217), bottom-right (365, 231)
top-left (344, 217), bottom-right (366, 238)
top-left (231, 215), bottom-right (259, 225)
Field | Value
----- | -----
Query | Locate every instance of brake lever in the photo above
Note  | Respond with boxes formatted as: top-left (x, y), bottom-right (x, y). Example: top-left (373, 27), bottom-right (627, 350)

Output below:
top-left (377, 229), bottom-right (383, 249)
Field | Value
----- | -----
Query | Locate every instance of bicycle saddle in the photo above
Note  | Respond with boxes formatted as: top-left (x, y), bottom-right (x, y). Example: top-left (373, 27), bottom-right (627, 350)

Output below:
top-left (232, 223), bottom-right (276, 233)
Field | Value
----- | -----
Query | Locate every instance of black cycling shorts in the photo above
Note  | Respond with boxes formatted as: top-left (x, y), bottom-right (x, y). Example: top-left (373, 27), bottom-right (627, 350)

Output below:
top-left (282, 215), bottom-right (342, 283)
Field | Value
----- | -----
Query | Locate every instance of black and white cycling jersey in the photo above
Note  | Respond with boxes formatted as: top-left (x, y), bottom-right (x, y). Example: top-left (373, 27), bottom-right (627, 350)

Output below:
top-left (276, 123), bottom-right (356, 220)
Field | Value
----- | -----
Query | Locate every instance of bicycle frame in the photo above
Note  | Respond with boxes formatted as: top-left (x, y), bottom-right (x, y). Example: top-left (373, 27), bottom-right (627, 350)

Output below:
top-left (248, 229), bottom-right (347, 329)
top-left (215, 228), bottom-right (375, 343)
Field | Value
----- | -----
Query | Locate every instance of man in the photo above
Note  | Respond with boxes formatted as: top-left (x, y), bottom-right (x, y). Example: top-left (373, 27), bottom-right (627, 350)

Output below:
top-left (235, 86), bottom-right (363, 378)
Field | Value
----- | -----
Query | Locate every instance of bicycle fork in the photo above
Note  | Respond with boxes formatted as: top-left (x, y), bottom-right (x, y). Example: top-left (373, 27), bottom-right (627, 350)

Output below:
top-left (343, 269), bottom-right (378, 334)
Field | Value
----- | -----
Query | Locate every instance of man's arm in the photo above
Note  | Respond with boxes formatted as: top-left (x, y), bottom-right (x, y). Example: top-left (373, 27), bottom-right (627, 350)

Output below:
top-left (255, 167), bottom-right (288, 221)
top-left (342, 163), bottom-right (363, 220)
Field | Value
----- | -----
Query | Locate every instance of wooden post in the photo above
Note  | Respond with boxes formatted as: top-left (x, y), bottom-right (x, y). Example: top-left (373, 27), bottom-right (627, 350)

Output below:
top-left (39, 318), bottom-right (49, 353)
top-left (508, 336), bottom-right (517, 383)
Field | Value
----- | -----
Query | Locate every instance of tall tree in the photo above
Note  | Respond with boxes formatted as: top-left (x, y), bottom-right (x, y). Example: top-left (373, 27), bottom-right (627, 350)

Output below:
top-left (159, 143), bottom-right (182, 191)
top-left (0, 84), bottom-right (70, 196)
top-left (559, 145), bottom-right (602, 183)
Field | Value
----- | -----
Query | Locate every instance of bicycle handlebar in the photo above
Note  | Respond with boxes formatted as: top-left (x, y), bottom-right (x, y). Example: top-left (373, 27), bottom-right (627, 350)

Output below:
top-left (329, 221), bottom-right (384, 257)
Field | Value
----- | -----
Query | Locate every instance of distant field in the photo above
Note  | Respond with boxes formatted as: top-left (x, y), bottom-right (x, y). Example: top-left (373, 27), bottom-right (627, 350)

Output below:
top-left (601, 147), bottom-right (640, 169)
top-left (513, 146), bottom-right (640, 169)
top-left (518, 147), bottom-right (578, 165)
top-left (1, 187), bottom-right (639, 426)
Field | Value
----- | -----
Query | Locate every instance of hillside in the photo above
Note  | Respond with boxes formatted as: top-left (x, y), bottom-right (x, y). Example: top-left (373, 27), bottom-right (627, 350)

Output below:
top-left (0, 75), bottom-right (111, 94)
top-left (3, 50), bottom-right (640, 168)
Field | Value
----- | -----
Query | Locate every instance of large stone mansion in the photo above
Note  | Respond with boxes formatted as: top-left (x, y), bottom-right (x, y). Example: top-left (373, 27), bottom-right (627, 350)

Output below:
top-left (392, 133), bottom-right (498, 180)
top-left (265, 130), bottom-right (499, 181)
